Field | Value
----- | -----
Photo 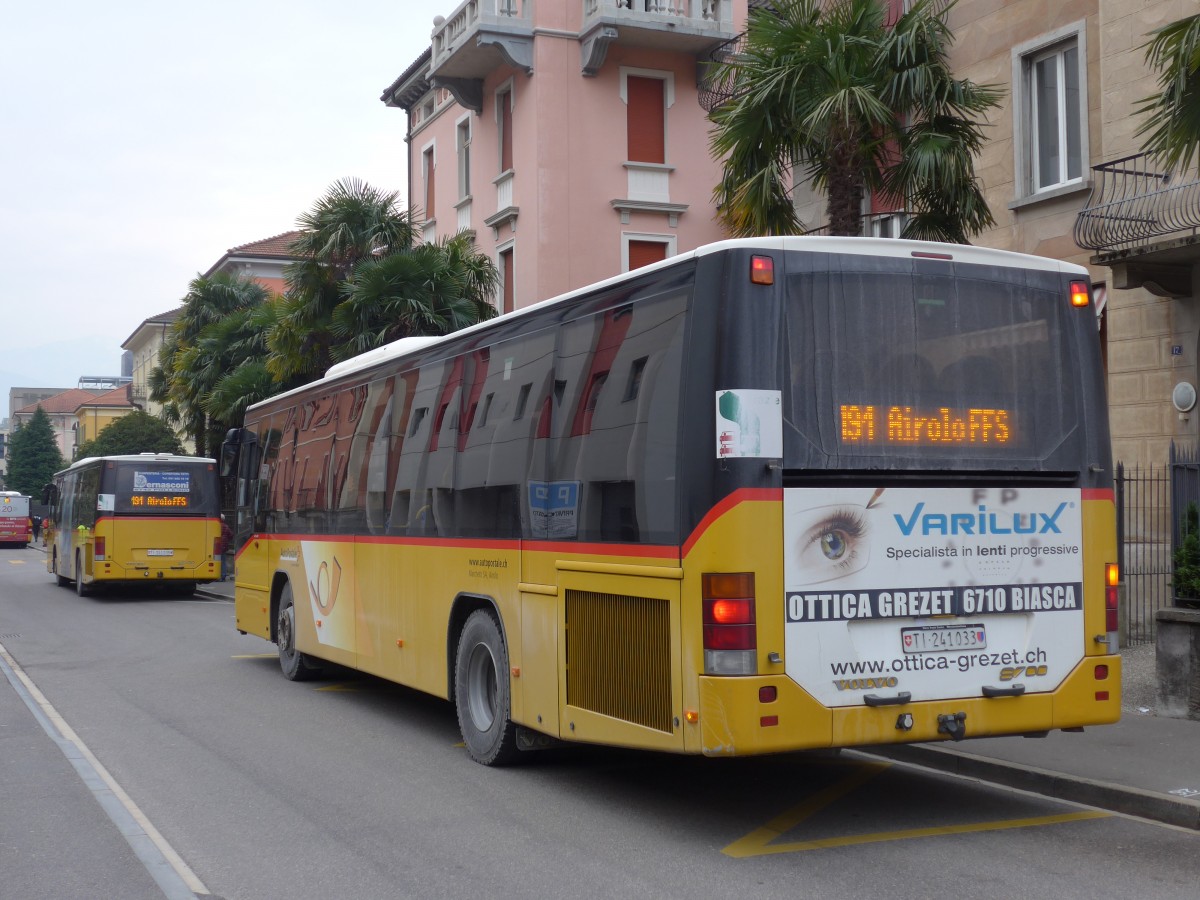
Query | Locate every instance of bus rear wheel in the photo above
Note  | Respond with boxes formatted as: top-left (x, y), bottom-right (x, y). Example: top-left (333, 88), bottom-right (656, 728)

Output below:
top-left (277, 582), bottom-right (320, 681)
top-left (454, 609), bottom-right (519, 766)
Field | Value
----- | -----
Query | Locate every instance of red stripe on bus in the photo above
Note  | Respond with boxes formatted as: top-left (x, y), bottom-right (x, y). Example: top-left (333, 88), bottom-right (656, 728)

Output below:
top-left (244, 533), bottom-right (678, 560)
top-left (96, 516), bottom-right (220, 523)
top-left (682, 488), bottom-right (782, 556)
top-left (1082, 488), bottom-right (1113, 501)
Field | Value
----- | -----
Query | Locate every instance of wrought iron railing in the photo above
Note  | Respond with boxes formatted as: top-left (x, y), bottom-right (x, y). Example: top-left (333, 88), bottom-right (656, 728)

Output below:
top-left (1074, 152), bottom-right (1200, 253)
top-left (697, 32), bottom-right (743, 111)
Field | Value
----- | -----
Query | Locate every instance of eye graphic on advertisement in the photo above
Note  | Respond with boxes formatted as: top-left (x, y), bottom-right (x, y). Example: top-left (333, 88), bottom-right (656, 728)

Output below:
top-left (793, 506), bottom-right (870, 584)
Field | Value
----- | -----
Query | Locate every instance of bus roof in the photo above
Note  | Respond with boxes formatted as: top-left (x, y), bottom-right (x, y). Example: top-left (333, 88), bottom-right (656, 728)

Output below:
top-left (247, 236), bottom-right (1091, 413)
top-left (54, 453), bottom-right (217, 476)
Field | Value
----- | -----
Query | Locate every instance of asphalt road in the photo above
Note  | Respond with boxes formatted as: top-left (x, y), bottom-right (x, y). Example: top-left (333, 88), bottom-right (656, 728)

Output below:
top-left (2, 543), bottom-right (1198, 900)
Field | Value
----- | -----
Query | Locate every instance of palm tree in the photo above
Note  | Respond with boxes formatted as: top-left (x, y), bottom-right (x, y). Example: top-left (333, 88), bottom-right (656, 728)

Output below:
top-left (329, 233), bottom-right (499, 363)
top-left (707, 0), bottom-right (1003, 241)
top-left (151, 273), bottom-right (270, 456)
top-left (267, 178), bottom-right (497, 382)
top-left (1136, 13), bottom-right (1200, 174)
top-left (267, 178), bottom-right (416, 383)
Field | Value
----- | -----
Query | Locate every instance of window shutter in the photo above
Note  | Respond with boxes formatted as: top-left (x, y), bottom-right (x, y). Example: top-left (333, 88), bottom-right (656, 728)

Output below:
top-left (628, 240), bottom-right (668, 271)
top-left (626, 76), bottom-right (665, 164)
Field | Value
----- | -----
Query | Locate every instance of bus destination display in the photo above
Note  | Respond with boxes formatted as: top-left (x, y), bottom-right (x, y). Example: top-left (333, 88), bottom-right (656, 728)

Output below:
top-left (840, 405), bottom-right (1012, 446)
top-left (129, 470), bottom-right (192, 509)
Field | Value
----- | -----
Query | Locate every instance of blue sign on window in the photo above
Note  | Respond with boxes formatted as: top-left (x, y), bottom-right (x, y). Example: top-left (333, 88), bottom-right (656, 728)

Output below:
top-left (134, 471), bottom-right (191, 493)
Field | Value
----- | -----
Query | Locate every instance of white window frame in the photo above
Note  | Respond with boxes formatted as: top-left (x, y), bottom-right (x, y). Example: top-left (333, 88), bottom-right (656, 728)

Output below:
top-left (496, 239), bottom-right (516, 313)
top-left (620, 232), bottom-right (676, 273)
top-left (1011, 21), bottom-right (1089, 206)
top-left (455, 114), bottom-right (472, 201)
top-left (420, 138), bottom-right (437, 225)
top-left (494, 77), bottom-right (515, 176)
top-left (618, 66), bottom-right (675, 165)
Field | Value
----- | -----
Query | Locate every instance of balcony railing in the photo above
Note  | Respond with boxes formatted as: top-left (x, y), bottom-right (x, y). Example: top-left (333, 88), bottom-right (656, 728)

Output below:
top-left (1074, 153), bottom-right (1200, 254)
top-left (582, 0), bottom-right (734, 63)
top-left (584, 0), bottom-right (726, 22)
top-left (697, 32), bottom-right (743, 111)
top-left (430, 0), bottom-right (533, 82)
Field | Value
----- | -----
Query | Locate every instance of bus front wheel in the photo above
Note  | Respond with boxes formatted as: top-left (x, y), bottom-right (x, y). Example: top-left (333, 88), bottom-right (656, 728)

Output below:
top-left (53, 551), bottom-right (69, 587)
top-left (277, 582), bottom-right (320, 681)
top-left (454, 609), bottom-right (519, 766)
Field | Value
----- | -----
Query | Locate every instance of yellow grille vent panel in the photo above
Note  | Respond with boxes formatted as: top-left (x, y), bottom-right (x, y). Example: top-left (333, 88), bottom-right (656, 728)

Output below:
top-left (565, 589), bottom-right (672, 732)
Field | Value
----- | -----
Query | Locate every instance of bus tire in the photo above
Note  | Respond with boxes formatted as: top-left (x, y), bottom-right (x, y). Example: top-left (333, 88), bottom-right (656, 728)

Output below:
top-left (454, 609), bottom-right (519, 766)
top-left (74, 552), bottom-right (90, 597)
top-left (277, 581), bottom-right (320, 681)
top-left (53, 551), bottom-right (69, 587)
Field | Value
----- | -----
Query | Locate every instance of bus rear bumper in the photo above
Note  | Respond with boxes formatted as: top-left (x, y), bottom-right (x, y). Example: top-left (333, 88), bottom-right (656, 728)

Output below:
top-left (694, 654), bottom-right (1121, 757)
top-left (96, 560), bottom-right (222, 583)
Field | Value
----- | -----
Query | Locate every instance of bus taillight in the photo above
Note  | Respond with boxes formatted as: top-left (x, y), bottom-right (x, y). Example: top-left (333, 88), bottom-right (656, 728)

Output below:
top-left (1105, 562), bottom-right (1120, 648)
top-left (750, 255), bottom-right (774, 285)
top-left (703, 573), bottom-right (757, 675)
top-left (1070, 280), bottom-right (1091, 307)
top-left (94, 536), bottom-right (105, 561)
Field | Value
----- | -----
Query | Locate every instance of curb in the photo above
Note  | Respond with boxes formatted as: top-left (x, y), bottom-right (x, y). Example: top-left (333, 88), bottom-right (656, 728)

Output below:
top-left (856, 743), bottom-right (1200, 831)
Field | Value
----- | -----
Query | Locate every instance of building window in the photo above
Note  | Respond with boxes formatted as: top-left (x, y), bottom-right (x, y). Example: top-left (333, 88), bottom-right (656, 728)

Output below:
top-left (497, 86), bottom-right (513, 174)
top-left (422, 144), bottom-right (436, 223)
top-left (456, 117), bottom-right (471, 200)
top-left (499, 245), bottom-right (515, 313)
top-left (1032, 43), bottom-right (1082, 190)
top-left (626, 76), bottom-right (665, 164)
top-left (623, 234), bottom-right (675, 272)
top-left (1012, 22), bottom-right (1088, 202)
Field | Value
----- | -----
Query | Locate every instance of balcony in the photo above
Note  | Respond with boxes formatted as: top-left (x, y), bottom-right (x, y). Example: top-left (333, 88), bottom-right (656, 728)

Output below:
top-left (581, 0), bottom-right (736, 75)
top-left (430, 0), bottom-right (533, 80)
top-left (1074, 153), bottom-right (1200, 297)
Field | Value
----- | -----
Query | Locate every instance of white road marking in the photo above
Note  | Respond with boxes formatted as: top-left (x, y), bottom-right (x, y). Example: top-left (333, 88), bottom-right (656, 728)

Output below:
top-left (0, 641), bottom-right (209, 899)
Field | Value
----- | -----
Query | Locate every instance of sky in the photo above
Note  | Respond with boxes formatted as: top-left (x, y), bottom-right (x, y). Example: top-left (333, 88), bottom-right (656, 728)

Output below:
top-left (0, 0), bottom-right (451, 420)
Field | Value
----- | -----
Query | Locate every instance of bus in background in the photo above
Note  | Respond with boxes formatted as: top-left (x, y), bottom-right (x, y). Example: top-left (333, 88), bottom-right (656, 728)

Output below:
top-left (0, 491), bottom-right (32, 546)
top-left (43, 454), bottom-right (223, 596)
top-left (222, 236), bottom-right (1119, 765)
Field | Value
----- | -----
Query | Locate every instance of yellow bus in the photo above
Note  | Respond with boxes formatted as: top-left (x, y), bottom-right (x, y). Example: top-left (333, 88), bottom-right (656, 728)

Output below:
top-left (222, 237), bottom-right (1120, 765)
top-left (44, 454), bottom-right (223, 596)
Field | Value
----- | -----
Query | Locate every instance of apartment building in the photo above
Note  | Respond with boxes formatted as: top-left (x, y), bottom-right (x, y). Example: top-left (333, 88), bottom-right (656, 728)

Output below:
top-left (383, 0), bottom-right (1198, 471)
top-left (380, 0), bottom-right (746, 312)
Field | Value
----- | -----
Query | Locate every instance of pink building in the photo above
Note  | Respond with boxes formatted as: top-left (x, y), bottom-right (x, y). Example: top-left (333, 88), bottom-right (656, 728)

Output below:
top-left (380, 1), bottom-right (747, 312)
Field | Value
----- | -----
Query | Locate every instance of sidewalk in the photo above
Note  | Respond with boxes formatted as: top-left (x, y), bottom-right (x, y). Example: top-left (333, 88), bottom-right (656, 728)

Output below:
top-left (859, 643), bottom-right (1200, 830)
top-left (198, 579), bottom-right (1198, 827)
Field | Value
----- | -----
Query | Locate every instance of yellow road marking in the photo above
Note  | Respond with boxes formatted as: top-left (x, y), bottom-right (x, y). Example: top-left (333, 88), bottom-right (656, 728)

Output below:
top-left (7, 559), bottom-right (25, 565)
top-left (723, 762), bottom-right (1109, 857)
top-left (231, 653), bottom-right (278, 659)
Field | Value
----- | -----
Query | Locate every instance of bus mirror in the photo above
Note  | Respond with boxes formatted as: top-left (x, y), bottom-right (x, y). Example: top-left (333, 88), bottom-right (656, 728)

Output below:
top-left (41, 484), bottom-right (57, 505)
top-left (220, 428), bottom-right (257, 479)
top-left (220, 443), bottom-right (236, 478)
top-left (220, 428), bottom-right (243, 478)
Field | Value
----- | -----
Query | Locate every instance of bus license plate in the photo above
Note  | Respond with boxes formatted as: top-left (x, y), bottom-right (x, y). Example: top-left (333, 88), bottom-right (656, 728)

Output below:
top-left (146, 549), bottom-right (175, 557)
top-left (901, 624), bottom-right (986, 653)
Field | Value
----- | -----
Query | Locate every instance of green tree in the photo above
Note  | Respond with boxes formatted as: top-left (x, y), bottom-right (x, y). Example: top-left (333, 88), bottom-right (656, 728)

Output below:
top-left (73, 411), bottom-right (185, 459)
top-left (6, 406), bottom-right (66, 496)
top-left (151, 272), bottom-right (271, 456)
top-left (329, 232), bottom-right (500, 362)
top-left (267, 178), bottom-right (498, 383)
top-left (267, 177), bottom-right (417, 382)
top-left (707, 0), bottom-right (1003, 240)
top-left (1136, 13), bottom-right (1200, 173)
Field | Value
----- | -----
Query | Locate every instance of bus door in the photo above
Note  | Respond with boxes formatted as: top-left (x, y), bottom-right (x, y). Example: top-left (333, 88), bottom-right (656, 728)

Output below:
top-left (223, 426), bottom-right (270, 593)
